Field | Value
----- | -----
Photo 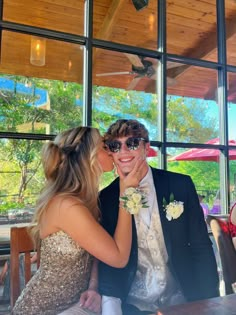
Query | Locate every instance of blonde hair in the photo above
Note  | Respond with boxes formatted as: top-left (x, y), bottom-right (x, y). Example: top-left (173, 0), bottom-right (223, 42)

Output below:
top-left (30, 126), bottom-right (102, 246)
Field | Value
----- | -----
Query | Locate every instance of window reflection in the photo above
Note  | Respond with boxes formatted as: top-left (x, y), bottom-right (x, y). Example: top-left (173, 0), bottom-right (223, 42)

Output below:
top-left (167, 147), bottom-right (221, 213)
top-left (0, 138), bottom-right (45, 224)
top-left (0, 75), bottom-right (83, 134)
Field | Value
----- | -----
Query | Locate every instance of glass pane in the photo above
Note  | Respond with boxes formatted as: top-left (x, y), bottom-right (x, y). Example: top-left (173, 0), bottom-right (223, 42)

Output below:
top-left (229, 159), bottom-right (236, 207)
top-left (3, 0), bottom-right (84, 35)
top-left (92, 49), bottom-right (159, 141)
top-left (225, 0), bottom-right (236, 66)
top-left (166, 64), bottom-right (219, 143)
top-left (228, 72), bottom-right (236, 145)
top-left (167, 0), bottom-right (217, 62)
top-left (0, 31), bottom-right (84, 83)
top-left (100, 171), bottom-right (116, 190)
top-left (0, 75), bottom-right (83, 134)
top-left (93, 48), bottom-right (159, 92)
top-left (0, 138), bottom-right (45, 225)
top-left (93, 1), bottom-right (158, 49)
top-left (147, 146), bottom-right (160, 166)
top-left (167, 147), bottom-right (221, 215)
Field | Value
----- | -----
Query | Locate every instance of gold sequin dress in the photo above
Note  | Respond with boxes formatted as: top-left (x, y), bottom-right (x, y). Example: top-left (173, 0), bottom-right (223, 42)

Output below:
top-left (13, 230), bottom-right (93, 315)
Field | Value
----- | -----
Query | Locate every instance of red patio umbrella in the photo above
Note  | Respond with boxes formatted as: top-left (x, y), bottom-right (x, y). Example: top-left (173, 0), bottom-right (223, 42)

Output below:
top-left (169, 138), bottom-right (236, 162)
top-left (147, 147), bottom-right (157, 157)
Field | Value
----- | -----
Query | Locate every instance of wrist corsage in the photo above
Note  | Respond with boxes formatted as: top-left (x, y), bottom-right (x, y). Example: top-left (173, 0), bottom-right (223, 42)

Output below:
top-left (120, 187), bottom-right (148, 215)
top-left (163, 193), bottom-right (184, 221)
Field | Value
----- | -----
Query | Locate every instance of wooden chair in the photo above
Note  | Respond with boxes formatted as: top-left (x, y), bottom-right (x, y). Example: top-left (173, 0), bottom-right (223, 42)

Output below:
top-left (10, 226), bottom-right (39, 309)
top-left (206, 215), bottom-right (236, 295)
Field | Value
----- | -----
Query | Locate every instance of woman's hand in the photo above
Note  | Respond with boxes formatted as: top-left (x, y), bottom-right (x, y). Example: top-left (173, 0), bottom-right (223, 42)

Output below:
top-left (117, 157), bottom-right (146, 195)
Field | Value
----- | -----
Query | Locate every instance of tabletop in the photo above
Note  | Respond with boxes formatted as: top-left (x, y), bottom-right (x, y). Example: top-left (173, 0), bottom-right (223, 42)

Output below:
top-left (157, 294), bottom-right (236, 315)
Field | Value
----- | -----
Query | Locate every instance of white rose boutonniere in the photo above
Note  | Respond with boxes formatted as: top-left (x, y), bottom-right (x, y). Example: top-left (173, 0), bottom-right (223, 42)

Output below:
top-left (120, 187), bottom-right (148, 215)
top-left (163, 193), bottom-right (184, 221)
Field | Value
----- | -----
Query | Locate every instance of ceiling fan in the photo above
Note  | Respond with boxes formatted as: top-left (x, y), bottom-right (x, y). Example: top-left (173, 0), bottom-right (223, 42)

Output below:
top-left (96, 53), bottom-right (180, 90)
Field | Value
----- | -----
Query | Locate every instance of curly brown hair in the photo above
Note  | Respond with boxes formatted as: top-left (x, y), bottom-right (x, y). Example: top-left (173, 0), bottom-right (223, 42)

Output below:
top-left (104, 119), bottom-right (149, 143)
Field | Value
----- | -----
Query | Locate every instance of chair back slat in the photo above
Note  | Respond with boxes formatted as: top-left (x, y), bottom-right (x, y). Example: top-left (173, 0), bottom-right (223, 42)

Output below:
top-left (10, 226), bottom-right (38, 309)
top-left (24, 252), bottom-right (32, 283)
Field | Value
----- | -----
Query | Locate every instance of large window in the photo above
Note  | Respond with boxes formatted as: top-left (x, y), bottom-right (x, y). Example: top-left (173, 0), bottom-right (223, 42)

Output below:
top-left (0, 1), bottom-right (236, 224)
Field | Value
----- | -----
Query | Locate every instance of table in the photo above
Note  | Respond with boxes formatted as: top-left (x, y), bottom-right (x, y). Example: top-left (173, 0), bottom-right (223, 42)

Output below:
top-left (157, 294), bottom-right (236, 315)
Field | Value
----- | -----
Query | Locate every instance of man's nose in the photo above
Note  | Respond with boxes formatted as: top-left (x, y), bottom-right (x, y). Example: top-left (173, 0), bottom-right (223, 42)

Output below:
top-left (119, 142), bottom-right (129, 152)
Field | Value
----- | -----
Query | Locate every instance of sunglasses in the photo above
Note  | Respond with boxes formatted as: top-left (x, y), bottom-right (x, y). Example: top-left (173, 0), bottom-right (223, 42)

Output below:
top-left (105, 137), bottom-right (146, 153)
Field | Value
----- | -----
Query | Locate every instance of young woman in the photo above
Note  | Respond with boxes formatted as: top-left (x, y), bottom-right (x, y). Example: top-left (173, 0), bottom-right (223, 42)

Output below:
top-left (13, 126), bottom-right (144, 315)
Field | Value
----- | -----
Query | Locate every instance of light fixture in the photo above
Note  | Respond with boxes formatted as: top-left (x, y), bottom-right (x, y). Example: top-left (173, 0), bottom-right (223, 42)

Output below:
top-left (132, 0), bottom-right (149, 11)
top-left (30, 36), bottom-right (46, 66)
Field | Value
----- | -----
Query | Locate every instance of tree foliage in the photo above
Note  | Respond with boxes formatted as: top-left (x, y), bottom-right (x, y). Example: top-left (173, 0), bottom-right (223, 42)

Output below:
top-left (0, 76), bottom-right (219, 207)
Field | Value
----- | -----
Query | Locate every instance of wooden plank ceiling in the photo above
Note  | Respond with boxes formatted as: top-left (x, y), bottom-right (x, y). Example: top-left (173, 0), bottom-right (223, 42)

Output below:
top-left (1, 0), bottom-right (236, 102)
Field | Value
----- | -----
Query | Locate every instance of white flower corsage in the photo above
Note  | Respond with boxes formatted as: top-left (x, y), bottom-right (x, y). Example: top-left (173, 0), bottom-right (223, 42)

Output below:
top-left (120, 187), bottom-right (148, 215)
top-left (163, 193), bottom-right (184, 221)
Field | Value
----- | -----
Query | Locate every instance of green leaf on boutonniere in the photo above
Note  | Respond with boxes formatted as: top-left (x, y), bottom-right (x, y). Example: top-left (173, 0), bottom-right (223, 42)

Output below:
top-left (163, 193), bottom-right (175, 209)
top-left (170, 193), bottom-right (175, 202)
top-left (163, 197), bottom-right (167, 208)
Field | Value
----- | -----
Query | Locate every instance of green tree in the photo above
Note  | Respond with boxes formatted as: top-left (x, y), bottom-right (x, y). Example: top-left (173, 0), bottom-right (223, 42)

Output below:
top-left (166, 97), bottom-right (217, 143)
top-left (0, 77), bottom-right (219, 205)
top-left (45, 80), bottom-right (83, 133)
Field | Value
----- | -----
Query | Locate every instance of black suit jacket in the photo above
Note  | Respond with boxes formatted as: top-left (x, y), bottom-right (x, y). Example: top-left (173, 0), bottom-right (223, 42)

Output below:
top-left (98, 167), bottom-right (219, 309)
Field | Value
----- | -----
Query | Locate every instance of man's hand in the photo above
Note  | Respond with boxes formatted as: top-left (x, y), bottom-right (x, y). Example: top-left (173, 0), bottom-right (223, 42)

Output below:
top-left (79, 289), bottom-right (102, 314)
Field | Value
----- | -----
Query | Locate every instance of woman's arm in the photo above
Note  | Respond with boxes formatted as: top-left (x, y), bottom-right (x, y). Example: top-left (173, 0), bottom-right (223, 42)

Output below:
top-left (45, 157), bottom-right (145, 268)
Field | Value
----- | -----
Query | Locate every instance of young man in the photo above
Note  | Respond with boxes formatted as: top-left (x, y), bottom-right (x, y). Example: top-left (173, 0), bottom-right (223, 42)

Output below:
top-left (97, 119), bottom-right (219, 315)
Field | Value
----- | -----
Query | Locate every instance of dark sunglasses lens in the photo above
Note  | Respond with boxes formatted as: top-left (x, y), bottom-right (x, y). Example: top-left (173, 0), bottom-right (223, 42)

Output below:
top-left (126, 137), bottom-right (140, 150)
top-left (108, 141), bottom-right (121, 153)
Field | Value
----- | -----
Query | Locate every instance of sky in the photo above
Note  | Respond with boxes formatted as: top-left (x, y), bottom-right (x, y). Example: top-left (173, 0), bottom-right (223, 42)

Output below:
top-left (205, 99), bottom-right (236, 140)
top-left (228, 103), bottom-right (236, 139)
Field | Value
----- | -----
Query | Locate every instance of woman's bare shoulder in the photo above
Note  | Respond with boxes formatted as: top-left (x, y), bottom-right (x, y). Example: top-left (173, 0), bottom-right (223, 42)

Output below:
top-left (40, 195), bottom-right (89, 238)
top-left (51, 194), bottom-right (85, 210)
top-left (43, 195), bottom-right (87, 224)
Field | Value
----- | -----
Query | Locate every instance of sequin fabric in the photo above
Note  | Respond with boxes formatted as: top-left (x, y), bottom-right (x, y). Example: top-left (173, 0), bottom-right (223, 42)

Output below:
top-left (13, 230), bottom-right (93, 315)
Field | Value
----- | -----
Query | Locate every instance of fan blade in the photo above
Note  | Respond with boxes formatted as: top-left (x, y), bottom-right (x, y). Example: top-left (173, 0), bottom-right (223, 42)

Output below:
top-left (167, 61), bottom-right (185, 69)
top-left (167, 77), bottom-right (177, 86)
top-left (124, 53), bottom-right (144, 68)
top-left (126, 76), bottom-right (142, 90)
top-left (148, 61), bottom-right (177, 85)
top-left (147, 71), bottom-right (176, 86)
top-left (96, 71), bottom-right (131, 77)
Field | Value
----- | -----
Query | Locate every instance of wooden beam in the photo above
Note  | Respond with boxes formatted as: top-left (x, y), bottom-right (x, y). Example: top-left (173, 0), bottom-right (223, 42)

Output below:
top-left (146, 16), bottom-right (236, 95)
top-left (168, 17), bottom-right (236, 80)
top-left (93, 0), bottom-right (125, 66)
top-left (95, 0), bottom-right (126, 40)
